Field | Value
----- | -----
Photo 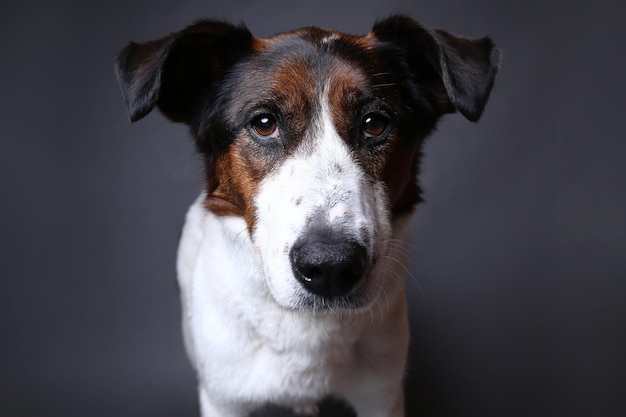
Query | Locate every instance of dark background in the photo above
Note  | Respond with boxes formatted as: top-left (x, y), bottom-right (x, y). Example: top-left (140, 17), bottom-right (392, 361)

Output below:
top-left (1, 0), bottom-right (625, 416)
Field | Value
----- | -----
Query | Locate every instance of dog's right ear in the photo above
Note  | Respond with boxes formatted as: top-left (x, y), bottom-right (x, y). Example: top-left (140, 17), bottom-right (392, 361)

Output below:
top-left (372, 15), bottom-right (501, 122)
top-left (115, 21), bottom-right (253, 124)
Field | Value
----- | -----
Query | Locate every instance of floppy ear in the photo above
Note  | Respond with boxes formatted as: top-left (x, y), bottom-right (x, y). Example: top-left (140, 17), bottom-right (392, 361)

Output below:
top-left (372, 15), bottom-right (501, 122)
top-left (115, 20), bottom-right (253, 124)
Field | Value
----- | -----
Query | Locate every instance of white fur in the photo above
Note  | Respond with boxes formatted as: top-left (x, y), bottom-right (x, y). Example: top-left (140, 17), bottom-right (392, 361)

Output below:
top-left (176, 96), bottom-right (413, 416)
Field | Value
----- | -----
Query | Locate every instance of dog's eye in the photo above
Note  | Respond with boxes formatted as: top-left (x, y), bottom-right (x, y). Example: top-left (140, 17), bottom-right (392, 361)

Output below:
top-left (363, 114), bottom-right (388, 138)
top-left (251, 114), bottom-right (278, 138)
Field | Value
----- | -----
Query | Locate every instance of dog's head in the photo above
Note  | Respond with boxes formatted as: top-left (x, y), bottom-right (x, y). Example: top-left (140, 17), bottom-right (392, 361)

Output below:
top-left (115, 16), bottom-right (500, 311)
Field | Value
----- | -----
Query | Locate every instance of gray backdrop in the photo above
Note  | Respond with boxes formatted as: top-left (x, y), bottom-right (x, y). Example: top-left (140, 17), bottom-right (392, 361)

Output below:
top-left (1, 0), bottom-right (625, 416)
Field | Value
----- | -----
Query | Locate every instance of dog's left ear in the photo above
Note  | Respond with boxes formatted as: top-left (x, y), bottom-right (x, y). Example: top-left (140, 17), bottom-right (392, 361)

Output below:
top-left (115, 20), bottom-right (254, 124)
top-left (372, 15), bottom-right (502, 121)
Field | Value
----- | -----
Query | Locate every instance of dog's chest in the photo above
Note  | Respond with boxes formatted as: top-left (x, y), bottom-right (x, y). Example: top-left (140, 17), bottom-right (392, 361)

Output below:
top-left (226, 312), bottom-right (363, 397)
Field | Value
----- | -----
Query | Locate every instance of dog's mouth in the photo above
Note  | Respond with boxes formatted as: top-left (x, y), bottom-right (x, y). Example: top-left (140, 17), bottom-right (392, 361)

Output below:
top-left (294, 291), bottom-right (366, 311)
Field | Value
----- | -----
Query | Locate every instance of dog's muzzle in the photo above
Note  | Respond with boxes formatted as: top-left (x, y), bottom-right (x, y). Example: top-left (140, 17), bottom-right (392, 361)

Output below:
top-left (289, 227), bottom-right (367, 298)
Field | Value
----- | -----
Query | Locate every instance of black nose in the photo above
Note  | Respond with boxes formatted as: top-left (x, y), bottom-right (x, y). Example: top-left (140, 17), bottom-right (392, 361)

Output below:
top-left (290, 231), bottom-right (367, 298)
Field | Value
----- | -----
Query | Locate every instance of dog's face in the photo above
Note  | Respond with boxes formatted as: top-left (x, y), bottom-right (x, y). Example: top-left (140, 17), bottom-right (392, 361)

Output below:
top-left (116, 16), bottom-right (500, 311)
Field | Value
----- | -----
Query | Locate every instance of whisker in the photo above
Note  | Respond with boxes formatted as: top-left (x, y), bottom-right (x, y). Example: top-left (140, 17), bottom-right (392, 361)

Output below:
top-left (385, 254), bottom-right (425, 297)
top-left (385, 238), bottom-right (429, 255)
top-left (380, 286), bottom-right (390, 314)
top-left (378, 265), bottom-right (404, 299)
top-left (371, 83), bottom-right (399, 88)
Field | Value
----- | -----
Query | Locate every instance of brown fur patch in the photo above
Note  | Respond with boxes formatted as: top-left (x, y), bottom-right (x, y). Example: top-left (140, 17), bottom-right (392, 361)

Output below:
top-left (205, 132), bottom-right (274, 232)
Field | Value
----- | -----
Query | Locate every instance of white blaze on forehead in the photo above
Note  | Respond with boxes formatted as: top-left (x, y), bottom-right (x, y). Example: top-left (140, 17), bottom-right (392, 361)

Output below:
top-left (314, 97), bottom-right (362, 214)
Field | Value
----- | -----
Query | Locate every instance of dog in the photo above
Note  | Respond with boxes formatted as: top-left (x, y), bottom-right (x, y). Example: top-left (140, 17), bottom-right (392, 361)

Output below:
top-left (115, 15), bottom-right (500, 417)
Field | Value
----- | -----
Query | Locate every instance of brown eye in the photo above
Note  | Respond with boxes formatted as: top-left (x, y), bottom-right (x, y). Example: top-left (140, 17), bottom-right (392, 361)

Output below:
top-left (251, 114), bottom-right (278, 138)
top-left (363, 114), bottom-right (388, 138)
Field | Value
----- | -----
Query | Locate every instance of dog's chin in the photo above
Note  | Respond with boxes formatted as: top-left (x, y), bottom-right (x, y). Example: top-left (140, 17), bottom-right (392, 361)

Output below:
top-left (295, 293), bottom-right (367, 312)
top-left (266, 276), bottom-right (381, 314)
